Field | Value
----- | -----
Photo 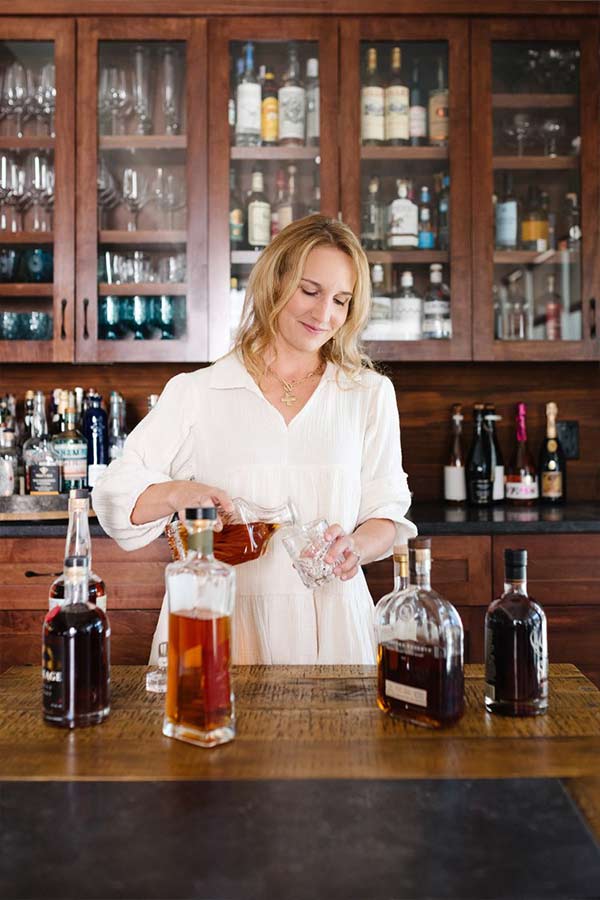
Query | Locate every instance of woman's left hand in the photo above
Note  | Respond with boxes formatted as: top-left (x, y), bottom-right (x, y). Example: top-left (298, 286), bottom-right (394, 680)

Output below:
top-left (324, 524), bottom-right (363, 581)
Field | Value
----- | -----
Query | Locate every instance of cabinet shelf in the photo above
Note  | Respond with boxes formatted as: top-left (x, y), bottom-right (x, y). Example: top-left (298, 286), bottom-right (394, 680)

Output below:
top-left (493, 155), bottom-right (577, 170)
top-left (492, 93), bottom-right (577, 109)
top-left (0, 283), bottom-right (53, 296)
top-left (98, 282), bottom-right (186, 296)
top-left (494, 250), bottom-right (578, 265)
top-left (0, 136), bottom-right (55, 150)
top-left (99, 135), bottom-right (187, 150)
top-left (361, 146), bottom-right (448, 160)
top-left (231, 146), bottom-right (320, 160)
top-left (99, 230), bottom-right (186, 246)
top-left (367, 250), bottom-right (449, 264)
top-left (0, 232), bottom-right (53, 244)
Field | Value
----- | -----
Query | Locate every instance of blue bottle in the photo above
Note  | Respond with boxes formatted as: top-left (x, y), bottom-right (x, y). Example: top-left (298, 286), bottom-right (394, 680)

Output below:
top-left (83, 394), bottom-right (108, 488)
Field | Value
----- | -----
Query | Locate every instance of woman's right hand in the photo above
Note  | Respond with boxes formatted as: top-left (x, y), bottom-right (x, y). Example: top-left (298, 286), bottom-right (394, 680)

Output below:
top-left (171, 480), bottom-right (235, 531)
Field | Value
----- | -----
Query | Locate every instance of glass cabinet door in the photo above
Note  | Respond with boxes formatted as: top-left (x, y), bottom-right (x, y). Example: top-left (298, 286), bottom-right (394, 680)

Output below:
top-left (0, 20), bottom-right (75, 363)
top-left (208, 18), bottom-right (339, 360)
top-left (340, 19), bottom-right (471, 361)
top-left (76, 19), bottom-right (207, 362)
top-left (471, 19), bottom-right (599, 360)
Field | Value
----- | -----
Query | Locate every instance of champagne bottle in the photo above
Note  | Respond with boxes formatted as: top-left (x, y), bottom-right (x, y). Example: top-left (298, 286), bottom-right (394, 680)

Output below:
top-left (505, 402), bottom-right (539, 504)
top-left (466, 403), bottom-right (493, 507)
top-left (539, 401), bottom-right (566, 504)
top-left (483, 403), bottom-right (504, 502)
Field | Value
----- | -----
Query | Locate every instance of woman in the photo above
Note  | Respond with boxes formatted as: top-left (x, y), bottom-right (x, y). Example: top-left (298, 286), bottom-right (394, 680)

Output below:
top-left (93, 215), bottom-right (416, 664)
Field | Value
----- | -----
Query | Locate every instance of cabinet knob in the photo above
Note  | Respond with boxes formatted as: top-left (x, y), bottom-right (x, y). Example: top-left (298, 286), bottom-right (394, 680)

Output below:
top-left (60, 298), bottom-right (67, 339)
top-left (590, 297), bottom-right (596, 340)
top-left (83, 297), bottom-right (90, 339)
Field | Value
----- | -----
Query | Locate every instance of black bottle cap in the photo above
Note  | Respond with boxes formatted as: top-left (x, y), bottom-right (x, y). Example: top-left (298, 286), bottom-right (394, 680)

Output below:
top-left (504, 548), bottom-right (527, 578)
top-left (408, 537), bottom-right (431, 550)
top-left (185, 507), bottom-right (217, 521)
top-left (65, 555), bottom-right (88, 569)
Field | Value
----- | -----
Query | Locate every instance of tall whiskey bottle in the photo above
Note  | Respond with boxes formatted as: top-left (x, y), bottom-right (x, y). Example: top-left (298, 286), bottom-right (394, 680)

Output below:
top-left (43, 556), bottom-right (111, 728)
top-left (361, 46), bottom-right (385, 146)
top-left (485, 548), bottom-right (548, 717)
top-left (385, 46), bottom-right (409, 145)
top-left (375, 537), bottom-right (464, 728)
top-left (49, 488), bottom-right (107, 611)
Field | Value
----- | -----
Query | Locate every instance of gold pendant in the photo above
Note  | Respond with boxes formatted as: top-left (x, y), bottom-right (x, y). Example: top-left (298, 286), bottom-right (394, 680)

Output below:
top-left (281, 389), bottom-right (297, 406)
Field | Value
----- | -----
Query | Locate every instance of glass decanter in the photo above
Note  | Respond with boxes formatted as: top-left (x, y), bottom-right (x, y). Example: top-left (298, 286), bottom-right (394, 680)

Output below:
top-left (375, 537), bottom-right (464, 728)
top-left (165, 496), bottom-right (298, 566)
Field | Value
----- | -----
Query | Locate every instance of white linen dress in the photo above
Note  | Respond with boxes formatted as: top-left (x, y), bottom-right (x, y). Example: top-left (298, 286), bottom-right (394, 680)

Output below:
top-left (92, 351), bottom-right (417, 665)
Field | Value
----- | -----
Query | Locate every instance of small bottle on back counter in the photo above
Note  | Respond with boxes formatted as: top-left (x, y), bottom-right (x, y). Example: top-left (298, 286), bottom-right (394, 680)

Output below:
top-left (375, 537), bottom-right (464, 728)
top-left (443, 403), bottom-right (466, 504)
top-left (484, 548), bottom-right (548, 717)
top-left (505, 402), bottom-right (539, 505)
top-left (539, 401), bottom-right (566, 504)
top-left (466, 403), bottom-right (493, 507)
top-left (49, 488), bottom-right (107, 611)
top-left (483, 403), bottom-right (505, 502)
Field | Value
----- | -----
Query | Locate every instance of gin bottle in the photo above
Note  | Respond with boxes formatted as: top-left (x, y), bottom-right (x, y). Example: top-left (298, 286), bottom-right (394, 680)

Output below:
top-left (375, 537), bottom-right (464, 728)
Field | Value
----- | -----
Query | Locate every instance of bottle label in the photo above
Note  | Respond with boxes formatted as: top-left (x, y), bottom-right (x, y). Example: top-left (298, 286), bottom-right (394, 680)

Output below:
top-left (229, 207), bottom-right (244, 244)
top-left (385, 85), bottom-right (409, 141)
top-left (470, 478), bottom-right (492, 504)
top-left (87, 463), bottom-right (107, 488)
top-left (248, 200), bottom-right (271, 247)
top-left (390, 296), bottom-right (422, 340)
top-left (28, 463), bottom-right (61, 495)
top-left (385, 678), bottom-right (427, 708)
top-left (418, 230), bottom-right (436, 249)
top-left (261, 96), bottom-right (278, 143)
top-left (428, 91), bottom-right (449, 142)
top-left (277, 203), bottom-right (293, 232)
top-left (409, 105), bottom-right (427, 138)
top-left (505, 479), bottom-right (539, 500)
top-left (493, 465), bottom-right (505, 501)
top-left (235, 82), bottom-right (261, 136)
top-left (387, 198), bottom-right (418, 247)
top-left (496, 201), bottom-right (518, 246)
top-left (361, 86), bottom-right (385, 141)
top-left (306, 86), bottom-right (320, 142)
top-left (278, 85), bottom-right (306, 141)
top-left (42, 637), bottom-right (65, 713)
top-left (0, 458), bottom-right (15, 496)
top-left (541, 471), bottom-right (563, 499)
top-left (522, 220), bottom-right (548, 251)
top-left (444, 466), bottom-right (466, 502)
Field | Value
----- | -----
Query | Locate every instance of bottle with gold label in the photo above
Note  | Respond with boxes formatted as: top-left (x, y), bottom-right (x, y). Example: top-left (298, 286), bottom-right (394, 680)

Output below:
top-left (521, 185), bottom-right (548, 252)
top-left (385, 46), bottom-right (409, 145)
top-left (361, 46), bottom-right (385, 146)
top-left (260, 67), bottom-right (278, 146)
top-left (428, 57), bottom-right (449, 146)
top-left (539, 401), bottom-right (566, 504)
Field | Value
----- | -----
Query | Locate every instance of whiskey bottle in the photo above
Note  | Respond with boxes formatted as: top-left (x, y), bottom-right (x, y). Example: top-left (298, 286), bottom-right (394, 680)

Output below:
top-left (376, 537), bottom-right (464, 728)
top-left (373, 545), bottom-right (409, 635)
top-left (278, 43), bottom-right (305, 147)
top-left (443, 403), bottom-right (466, 503)
top-left (521, 185), bottom-right (548, 252)
top-left (409, 58), bottom-right (427, 146)
top-left (466, 403), bottom-right (493, 507)
top-left (305, 57), bottom-right (320, 146)
top-left (539, 401), bottom-right (566, 504)
top-left (246, 169), bottom-right (271, 251)
top-left (52, 405), bottom-right (88, 492)
top-left (235, 42), bottom-right (261, 147)
top-left (260, 67), bottom-right (278, 146)
top-left (483, 403), bottom-right (505, 502)
top-left (43, 555), bottom-right (111, 728)
top-left (506, 402), bottom-right (539, 504)
top-left (361, 46), bottom-right (385, 146)
top-left (385, 46), bottom-right (409, 145)
top-left (485, 548), bottom-right (548, 717)
top-left (428, 57), bottom-right (449, 146)
top-left (360, 176), bottom-right (384, 250)
top-left (49, 488), bottom-right (107, 611)
top-left (22, 391), bottom-right (62, 495)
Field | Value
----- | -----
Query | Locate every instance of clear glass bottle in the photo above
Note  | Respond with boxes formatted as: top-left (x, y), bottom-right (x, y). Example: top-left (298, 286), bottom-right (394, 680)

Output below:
top-left (163, 507), bottom-right (236, 747)
top-left (305, 57), bottom-right (319, 147)
top-left (52, 406), bottom-right (88, 492)
top-left (503, 271), bottom-right (529, 340)
top-left (422, 263), bottom-right (451, 339)
top-left (496, 172), bottom-right (518, 251)
top-left (247, 169), bottom-right (271, 251)
top-left (485, 548), bottom-right (548, 717)
top-left (428, 57), bottom-right (449, 146)
top-left (43, 555), bottom-right (111, 729)
top-left (0, 428), bottom-right (17, 496)
top-left (108, 391), bottom-right (128, 462)
top-left (391, 269), bottom-right (422, 340)
top-left (375, 537), bottom-right (464, 728)
top-left (229, 167), bottom-right (246, 250)
top-left (385, 45), bottom-right (409, 145)
top-left (540, 274), bottom-right (562, 341)
top-left (521, 185), bottom-right (548, 252)
top-left (387, 180), bottom-right (418, 249)
top-left (23, 391), bottom-right (62, 495)
top-left (146, 641), bottom-right (168, 693)
top-left (235, 42), bottom-right (261, 147)
top-left (370, 263), bottom-right (391, 321)
top-left (417, 185), bottom-right (435, 249)
top-left (361, 46), bottom-right (385, 146)
top-left (278, 42), bottom-right (305, 147)
top-left (361, 176), bottom-right (384, 250)
top-left (49, 488), bottom-right (107, 611)
top-left (443, 403), bottom-right (466, 504)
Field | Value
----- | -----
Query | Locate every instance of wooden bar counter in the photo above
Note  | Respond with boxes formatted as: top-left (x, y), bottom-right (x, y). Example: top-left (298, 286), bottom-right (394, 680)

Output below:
top-left (1, 663), bottom-right (600, 899)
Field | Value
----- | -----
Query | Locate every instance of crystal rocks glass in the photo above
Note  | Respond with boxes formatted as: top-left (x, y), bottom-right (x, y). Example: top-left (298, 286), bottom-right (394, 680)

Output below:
top-left (280, 518), bottom-right (338, 590)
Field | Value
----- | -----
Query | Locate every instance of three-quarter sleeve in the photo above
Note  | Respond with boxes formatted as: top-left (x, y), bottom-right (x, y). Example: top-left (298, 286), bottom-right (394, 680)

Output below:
top-left (92, 372), bottom-right (196, 551)
top-left (356, 375), bottom-right (417, 558)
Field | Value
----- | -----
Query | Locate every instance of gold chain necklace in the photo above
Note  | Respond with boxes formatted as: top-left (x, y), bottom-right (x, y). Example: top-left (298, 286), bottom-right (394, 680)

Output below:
top-left (267, 363), bottom-right (324, 407)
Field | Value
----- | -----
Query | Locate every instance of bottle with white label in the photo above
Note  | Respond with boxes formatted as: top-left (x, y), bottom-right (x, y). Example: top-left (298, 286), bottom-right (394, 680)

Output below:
top-left (361, 46), bottom-right (385, 146)
top-left (387, 180), bottom-right (418, 249)
top-left (496, 172), bottom-right (518, 251)
top-left (305, 57), bottom-right (319, 146)
top-left (235, 42), bottom-right (261, 147)
top-left (409, 58), bottom-right (427, 146)
top-left (484, 403), bottom-right (505, 502)
top-left (422, 263), bottom-right (451, 339)
top-left (375, 537), bottom-right (464, 728)
top-left (444, 403), bottom-right (466, 503)
top-left (385, 46), bottom-right (409, 145)
top-left (278, 42), bottom-right (305, 146)
top-left (247, 169), bottom-right (271, 251)
top-left (391, 269), bottom-right (422, 340)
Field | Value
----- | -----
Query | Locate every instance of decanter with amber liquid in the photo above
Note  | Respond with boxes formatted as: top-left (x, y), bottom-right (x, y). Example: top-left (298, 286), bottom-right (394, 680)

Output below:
top-left (165, 496), bottom-right (297, 566)
top-left (375, 537), bottom-right (464, 728)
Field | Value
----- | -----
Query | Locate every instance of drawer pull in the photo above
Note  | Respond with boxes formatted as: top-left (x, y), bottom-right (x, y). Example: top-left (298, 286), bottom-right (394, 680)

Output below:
top-left (24, 570), bottom-right (62, 578)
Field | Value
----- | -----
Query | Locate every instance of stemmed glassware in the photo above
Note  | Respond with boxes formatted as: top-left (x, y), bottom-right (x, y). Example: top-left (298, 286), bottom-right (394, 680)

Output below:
top-left (161, 46), bottom-right (180, 135)
top-left (503, 112), bottom-right (532, 156)
top-left (97, 157), bottom-right (119, 228)
top-left (540, 117), bottom-right (565, 158)
top-left (122, 165), bottom-right (149, 230)
top-left (3, 62), bottom-right (29, 138)
top-left (100, 66), bottom-right (130, 135)
top-left (0, 153), bottom-right (15, 230)
top-left (132, 45), bottom-right (153, 135)
top-left (26, 153), bottom-right (50, 231)
top-left (40, 63), bottom-right (56, 137)
top-left (152, 167), bottom-right (185, 228)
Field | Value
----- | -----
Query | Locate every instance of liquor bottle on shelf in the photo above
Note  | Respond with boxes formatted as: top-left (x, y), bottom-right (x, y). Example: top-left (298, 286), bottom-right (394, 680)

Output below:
top-left (49, 488), bottom-right (107, 611)
top-left (260, 66), bottom-right (278, 147)
top-left (503, 270), bottom-right (529, 340)
top-left (495, 172), bottom-right (518, 251)
top-left (443, 403), bottom-right (466, 504)
top-left (562, 192), bottom-right (581, 251)
top-left (540, 274), bottom-right (562, 341)
top-left (306, 171), bottom-right (321, 216)
top-left (361, 46), bottom-right (385, 146)
top-left (387, 180), bottom-right (418, 249)
top-left (360, 175), bottom-right (384, 250)
top-left (369, 263), bottom-right (391, 322)
top-left (278, 42), bottom-right (305, 147)
top-left (539, 401), bottom-right (566, 504)
top-left (43, 556), bottom-right (111, 729)
top-left (521, 185), bottom-right (548, 252)
top-left (409, 58), bottom-right (427, 146)
top-left (385, 46), bottom-right (409, 146)
top-left (483, 403), bottom-right (504, 502)
top-left (422, 263), bottom-right (451, 339)
top-left (83, 393), bottom-right (108, 489)
top-left (22, 389), bottom-right (35, 441)
top-left (286, 163), bottom-right (304, 221)
top-left (485, 548), bottom-right (548, 717)
top-left (23, 391), bottom-right (62, 496)
top-left (246, 169), bottom-right (271, 252)
top-left (391, 269), bottom-right (422, 340)
top-left (108, 391), bottom-right (128, 462)
top-left (541, 191), bottom-right (556, 250)
top-left (466, 403), bottom-right (493, 507)
top-left (375, 537), bottom-right (464, 729)
top-left (428, 57), bottom-right (449, 146)
top-left (271, 168), bottom-right (288, 238)
top-left (0, 430), bottom-right (17, 496)
top-left (505, 402), bottom-right (539, 505)
top-left (437, 174), bottom-right (450, 251)
top-left (52, 406), bottom-right (88, 493)
top-left (235, 42), bottom-right (261, 148)
top-left (230, 168), bottom-right (246, 248)
top-left (305, 57), bottom-right (320, 147)
top-left (418, 185), bottom-right (435, 249)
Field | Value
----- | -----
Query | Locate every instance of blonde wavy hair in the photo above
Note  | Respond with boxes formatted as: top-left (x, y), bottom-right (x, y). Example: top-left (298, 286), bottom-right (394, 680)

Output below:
top-left (233, 214), bottom-right (374, 384)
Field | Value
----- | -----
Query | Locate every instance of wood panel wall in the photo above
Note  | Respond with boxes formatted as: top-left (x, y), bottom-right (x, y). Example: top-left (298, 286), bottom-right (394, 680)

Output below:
top-left (2, 359), bottom-right (599, 501)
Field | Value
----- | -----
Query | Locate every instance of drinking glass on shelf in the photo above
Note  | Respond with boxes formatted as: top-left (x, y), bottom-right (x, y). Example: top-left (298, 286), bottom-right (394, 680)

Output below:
top-left (0, 310), bottom-right (20, 340)
top-left (161, 46), bottom-right (181, 135)
top-left (0, 152), bottom-right (15, 230)
top-left (152, 166), bottom-right (185, 228)
top-left (503, 112), bottom-right (532, 156)
top-left (3, 62), bottom-right (29, 138)
top-left (120, 294), bottom-right (149, 339)
top-left (148, 294), bottom-right (175, 339)
top-left (132, 44), bottom-right (153, 135)
top-left (26, 153), bottom-right (50, 232)
top-left (97, 157), bottom-right (119, 228)
top-left (41, 162), bottom-right (54, 231)
top-left (40, 63), bottom-right (56, 138)
top-left (99, 295), bottom-right (125, 340)
top-left (122, 166), bottom-right (149, 231)
top-left (158, 251), bottom-right (186, 283)
top-left (104, 66), bottom-right (130, 135)
top-left (1, 160), bottom-right (26, 232)
top-left (540, 117), bottom-right (565, 158)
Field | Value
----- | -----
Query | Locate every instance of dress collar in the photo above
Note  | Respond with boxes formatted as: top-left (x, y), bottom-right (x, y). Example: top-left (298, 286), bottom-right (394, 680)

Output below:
top-left (208, 351), bottom-right (338, 391)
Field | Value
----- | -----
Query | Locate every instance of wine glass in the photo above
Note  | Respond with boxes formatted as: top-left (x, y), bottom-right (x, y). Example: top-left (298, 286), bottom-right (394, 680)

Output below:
top-left (132, 45), bottom-right (153, 135)
top-left (122, 166), bottom-right (149, 231)
top-left (26, 153), bottom-right (50, 231)
top-left (3, 62), bottom-right (29, 138)
top-left (0, 153), bottom-right (15, 230)
top-left (503, 112), bottom-right (532, 156)
top-left (540, 117), bottom-right (564, 158)
top-left (160, 46), bottom-right (180, 135)
top-left (40, 63), bottom-right (56, 137)
top-left (152, 167), bottom-right (185, 228)
top-left (97, 157), bottom-right (119, 228)
top-left (104, 66), bottom-right (130, 135)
